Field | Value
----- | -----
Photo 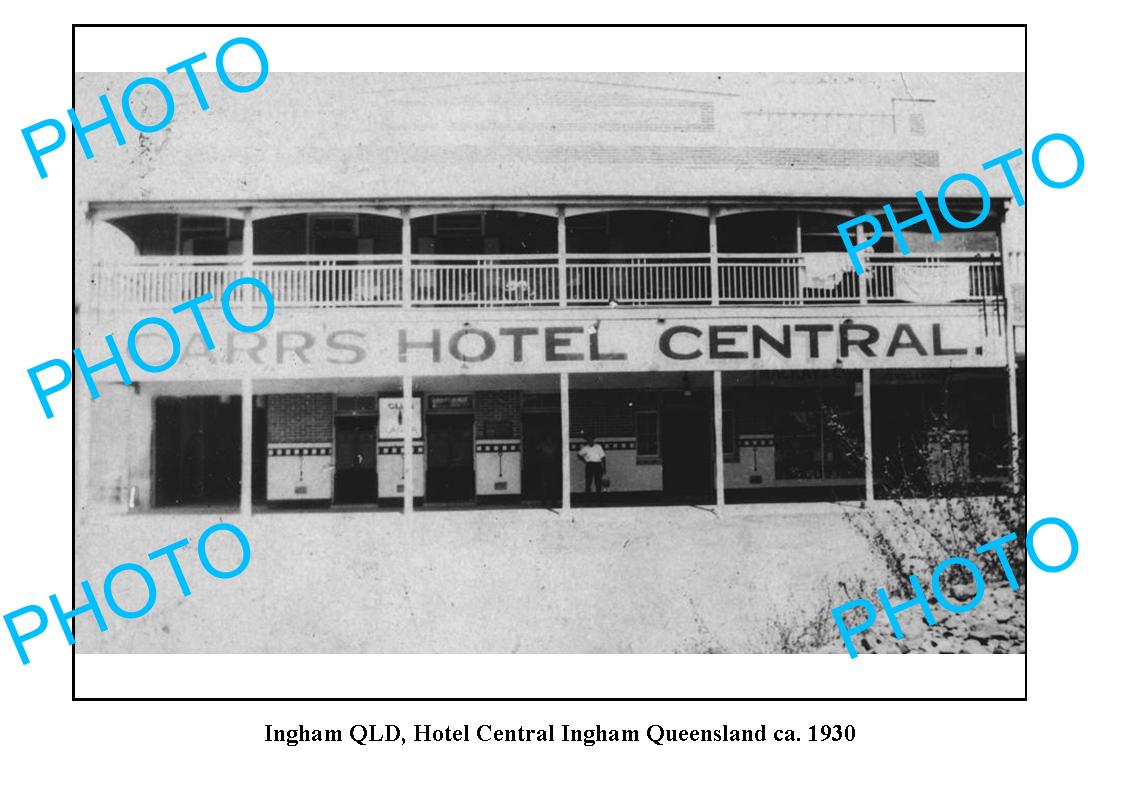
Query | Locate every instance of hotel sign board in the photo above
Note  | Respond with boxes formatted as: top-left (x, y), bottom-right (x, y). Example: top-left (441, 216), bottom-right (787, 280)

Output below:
top-left (117, 307), bottom-right (1009, 381)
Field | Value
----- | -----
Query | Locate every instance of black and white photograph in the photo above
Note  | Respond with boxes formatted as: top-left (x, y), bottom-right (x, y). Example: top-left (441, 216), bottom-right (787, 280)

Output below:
top-left (74, 68), bottom-right (1026, 658)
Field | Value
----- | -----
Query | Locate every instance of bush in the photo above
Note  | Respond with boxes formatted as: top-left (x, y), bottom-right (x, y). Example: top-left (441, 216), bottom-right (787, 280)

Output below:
top-left (825, 404), bottom-right (1026, 597)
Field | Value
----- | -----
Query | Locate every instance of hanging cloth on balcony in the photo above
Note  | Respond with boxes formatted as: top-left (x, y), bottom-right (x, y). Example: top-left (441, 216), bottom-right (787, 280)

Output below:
top-left (894, 262), bottom-right (972, 303)
top-left (800, 252), bottom-right (852, 289)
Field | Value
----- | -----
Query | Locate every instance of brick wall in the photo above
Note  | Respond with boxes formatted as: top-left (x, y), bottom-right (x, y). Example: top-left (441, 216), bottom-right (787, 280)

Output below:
top-left (267, 394), bottom-right (334, 443)
top-left (475, 391), bottom-right (522, 438)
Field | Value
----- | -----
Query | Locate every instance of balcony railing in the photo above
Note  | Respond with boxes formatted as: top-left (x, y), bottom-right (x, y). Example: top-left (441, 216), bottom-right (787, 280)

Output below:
top-left (91, 252), bottom-right (1006, 310)
top-left (254, 255), bottom-right (403, 307)
top-left (412, 254), bottom-right (559, 306)
top-left (568, 254), bottom-right (713, 305)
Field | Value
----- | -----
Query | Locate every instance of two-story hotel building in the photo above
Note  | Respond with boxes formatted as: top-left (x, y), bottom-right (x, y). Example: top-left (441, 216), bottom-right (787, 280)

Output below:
top-left (75, 73), bottom-right (1024, 517)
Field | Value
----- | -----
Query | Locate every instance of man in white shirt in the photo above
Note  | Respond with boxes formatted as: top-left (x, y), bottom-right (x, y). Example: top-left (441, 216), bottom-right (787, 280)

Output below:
top-left (577, 435), bottom-right (608, 494)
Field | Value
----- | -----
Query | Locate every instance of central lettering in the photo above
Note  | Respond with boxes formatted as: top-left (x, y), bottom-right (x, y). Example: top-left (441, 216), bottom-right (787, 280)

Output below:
top-left (397, 325), bottom-right (629, 364)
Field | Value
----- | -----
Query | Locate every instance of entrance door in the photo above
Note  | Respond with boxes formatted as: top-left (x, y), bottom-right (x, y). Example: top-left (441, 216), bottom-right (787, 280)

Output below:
top-left (522, 413), bottom-right (562, 503)
top-left (427, 414), bottom-right (475, 502)
top-left (661, 401), bottom-right (713, 497)
top-left (334, 415), bottom-right (378, 504)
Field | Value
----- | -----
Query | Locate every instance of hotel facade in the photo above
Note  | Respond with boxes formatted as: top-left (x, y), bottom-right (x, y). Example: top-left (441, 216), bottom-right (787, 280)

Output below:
top-left (75, 73), bottom-right (1025, 517)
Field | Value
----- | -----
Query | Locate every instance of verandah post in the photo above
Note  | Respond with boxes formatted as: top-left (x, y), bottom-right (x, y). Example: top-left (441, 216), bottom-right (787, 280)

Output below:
top-left (403, 373), bottom-right (414, 516)
top-left (712, 369), bottom-right (725, 517)
top-left (240, 377), bottom-right (253, 517)
top-left (708, 207), bottom-right (719, 306)
top-left (560, 372), bottom-right (571, 517)
top-left (862, 368), bottom-right (874, 505)
top-left (557, 206), bottom-right (567, 307)
top-left (401, 208), bottom-right (412, 309)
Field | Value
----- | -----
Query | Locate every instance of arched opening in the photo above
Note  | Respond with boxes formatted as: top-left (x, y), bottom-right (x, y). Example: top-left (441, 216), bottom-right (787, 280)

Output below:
top-left (566, 210), bottom-right (707, 254)
top-left (870, 197), bottom-right (1000, 255)
top-left (867, 199), bottom-right (1003, 303)
top-left (717, 210), bottom-right (863, 304)
top-left (255, 212), bottom-right (401, 256)
top-left (409, 211), bottom-right (557, 306)
top-left (252, 212), bottom-right (402, 306)
top-left (411, 210), bottom-right (555, 255)
top-left (565, 210), bottom-right (709, 306)
top-left (108, 213), bottom-right (245, 256)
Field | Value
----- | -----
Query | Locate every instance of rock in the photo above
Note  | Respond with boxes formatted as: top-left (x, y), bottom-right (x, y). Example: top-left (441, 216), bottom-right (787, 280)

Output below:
top-left (967, 621), bottom-right (1011, 643)
top-left (948, 583), bottom-right (981, 602)
top-left (932, 637), bottom-right (961, 653)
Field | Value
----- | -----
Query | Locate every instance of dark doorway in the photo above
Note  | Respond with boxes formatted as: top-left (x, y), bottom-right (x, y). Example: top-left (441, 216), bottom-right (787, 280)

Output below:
top-left (522, 412), bottom-right (562, 504)
top-left (334, 415), bottom-right (378, 504)
top-left (426, 414), bottom-right (476, 502)
top-left (252, 402), bottom-right (267, 504)
top-left (661, 400), bottom-right (713, 497)
top-left (154, 396), bottom-right (241, 507)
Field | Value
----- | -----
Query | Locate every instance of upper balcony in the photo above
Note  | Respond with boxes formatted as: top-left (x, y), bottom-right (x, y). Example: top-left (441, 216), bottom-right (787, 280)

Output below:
top-left (86, 205), bottom-right (1009, 312)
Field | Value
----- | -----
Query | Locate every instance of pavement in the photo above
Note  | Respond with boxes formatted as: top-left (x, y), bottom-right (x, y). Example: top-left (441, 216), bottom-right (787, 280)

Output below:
top-left (74, 502), bottom-right (885, 654)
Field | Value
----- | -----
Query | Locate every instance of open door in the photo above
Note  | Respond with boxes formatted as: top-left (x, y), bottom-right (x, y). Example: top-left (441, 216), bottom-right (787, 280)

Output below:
top-left (426, 414), bottom-right (476, 502)
top-left (661, 397), bottom-right (714, 498)
top-left (334, 415), bottom-right (378, 504)
top-left (522, 412), bottom-right (562, 503)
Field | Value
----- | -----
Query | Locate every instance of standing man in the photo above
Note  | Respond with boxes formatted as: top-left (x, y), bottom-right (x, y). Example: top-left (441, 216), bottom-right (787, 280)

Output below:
top-left (577, 435), bottom-right (608, 494)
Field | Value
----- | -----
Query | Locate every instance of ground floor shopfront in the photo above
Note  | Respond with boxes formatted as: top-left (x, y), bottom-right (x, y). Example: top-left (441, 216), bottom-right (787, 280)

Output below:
top-left (84, 368), bottom-right (1012, 513)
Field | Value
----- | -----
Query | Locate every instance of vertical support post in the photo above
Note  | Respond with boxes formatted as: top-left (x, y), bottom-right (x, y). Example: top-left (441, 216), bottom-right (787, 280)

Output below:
top-left (862, 368), bottom-right (874, 505)
top-left (242, 208), bottom-right (254, 283)
top-left (403, 374), bottom-right (414, 516)
top-left (557, 206), bottom-right (567, 307)
top-left (401, 208), bottom-right (412, 309)
top-left (856, 221), bottom-right (868, 304)
top-left (239, 210), bottom-right (256, 518)
top-left (1005, 351), bottom-right (1020, 487)
top-left (560, 372), bottom-right (571, 517)
top-left (996, 219), bottom-right (1020, 488)
top-left (76, 210), bottom-right (96, 514)
top-left (795, 211), bottom-right (804, 306)
top-left (708, 207), bottom-right (720, 306)
top-left (241, 377), bottom-right (253, 517)
top-left (712, 370), bottom-right (725, 517)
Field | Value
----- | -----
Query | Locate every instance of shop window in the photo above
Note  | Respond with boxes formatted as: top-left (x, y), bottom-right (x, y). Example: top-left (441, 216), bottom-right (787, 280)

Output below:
top-left (636, 410), bottom-right (659, 459)
top-left (822, 389), bottom-right (863, 478)
top-left (775, 403), bottom-right (823, 480)
top-left (722, 409), bottom-right (737, 462)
